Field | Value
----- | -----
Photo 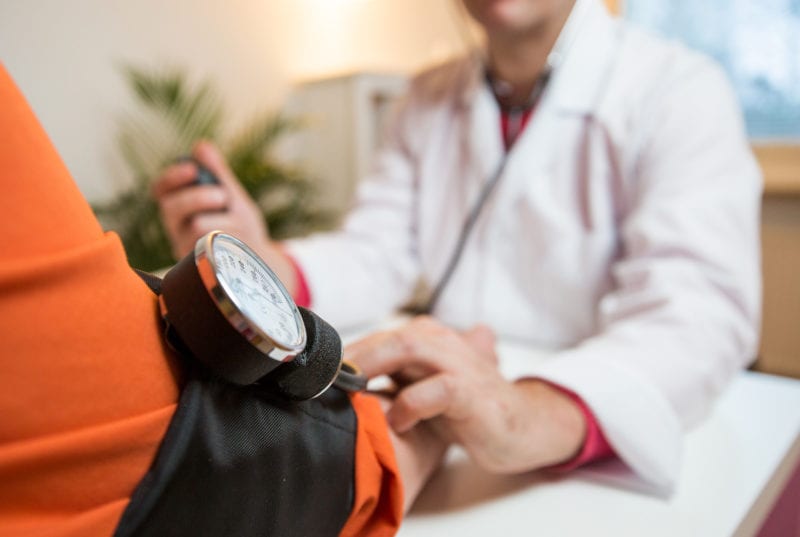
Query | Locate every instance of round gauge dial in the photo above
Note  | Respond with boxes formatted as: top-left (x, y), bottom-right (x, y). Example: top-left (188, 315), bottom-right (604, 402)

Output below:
top-left (210, 234), bottom-right (304, 350)
top-left (205, 233), bottom-right (305, 353)
top-left (158, 230), bottom-right (364, 395)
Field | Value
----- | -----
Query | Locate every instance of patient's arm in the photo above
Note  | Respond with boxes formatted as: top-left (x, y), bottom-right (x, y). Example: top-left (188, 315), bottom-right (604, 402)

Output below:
top-left (0, 64), bottom-right (428, 537)
top-left (384, 399), bottom-right (449, 511)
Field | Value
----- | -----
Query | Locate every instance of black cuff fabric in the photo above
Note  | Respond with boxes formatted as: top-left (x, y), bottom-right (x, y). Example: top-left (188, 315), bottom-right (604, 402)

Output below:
top-left (114, 373), bottom-right (356, 537)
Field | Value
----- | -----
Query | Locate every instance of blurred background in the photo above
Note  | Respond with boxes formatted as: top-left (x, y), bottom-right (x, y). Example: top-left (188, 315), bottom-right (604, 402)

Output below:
top-left (0, 0), bottom-right (469, 202)
top-left (0, 0), bottom-right (798, 377)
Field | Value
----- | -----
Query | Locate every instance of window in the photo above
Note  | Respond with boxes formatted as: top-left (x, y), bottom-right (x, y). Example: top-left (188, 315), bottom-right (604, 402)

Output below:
top-left (625, 0), bottom-right (800, 141)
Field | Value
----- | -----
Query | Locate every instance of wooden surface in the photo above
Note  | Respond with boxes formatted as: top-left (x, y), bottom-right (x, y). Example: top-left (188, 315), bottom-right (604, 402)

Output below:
top-left (755, 145), bottom-right (800, 196)
top-left (758, 196), bottom-right (800, 379)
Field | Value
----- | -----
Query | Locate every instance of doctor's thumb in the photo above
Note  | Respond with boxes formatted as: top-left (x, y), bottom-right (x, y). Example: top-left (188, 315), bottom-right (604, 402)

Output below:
top-left (462, 325), bottom-right (498, 365)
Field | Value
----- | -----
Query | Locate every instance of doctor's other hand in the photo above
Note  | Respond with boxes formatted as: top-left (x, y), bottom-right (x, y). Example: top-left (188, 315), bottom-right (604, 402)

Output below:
top-left (151, 140), bottom-right (298, 293)
top-left (347, 317), bottom-right (588, 474)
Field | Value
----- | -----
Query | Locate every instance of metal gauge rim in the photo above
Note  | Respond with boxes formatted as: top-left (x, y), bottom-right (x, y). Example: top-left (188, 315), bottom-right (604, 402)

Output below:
top-left (194, 231), bottom-right (307, 362)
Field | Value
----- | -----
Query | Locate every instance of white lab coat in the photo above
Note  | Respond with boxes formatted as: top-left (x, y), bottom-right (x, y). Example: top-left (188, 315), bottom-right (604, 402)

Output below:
top-left (288, 0), bottom-right (762, 492)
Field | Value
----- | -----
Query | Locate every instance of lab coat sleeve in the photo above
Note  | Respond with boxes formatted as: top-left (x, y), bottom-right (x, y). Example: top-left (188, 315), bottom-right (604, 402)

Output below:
top-left (530, 59), bottom-right (762, 491)
top-left (285, 93), bottom-right (421, 330)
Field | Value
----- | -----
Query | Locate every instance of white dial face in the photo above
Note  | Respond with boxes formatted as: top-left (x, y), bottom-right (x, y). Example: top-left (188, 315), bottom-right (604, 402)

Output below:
top-left (212, 235), bottom-right (303, 349)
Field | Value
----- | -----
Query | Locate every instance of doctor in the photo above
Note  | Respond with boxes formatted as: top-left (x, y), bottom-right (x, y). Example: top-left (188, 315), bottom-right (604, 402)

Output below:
top-left (154, 0), bottom-right (762, 491)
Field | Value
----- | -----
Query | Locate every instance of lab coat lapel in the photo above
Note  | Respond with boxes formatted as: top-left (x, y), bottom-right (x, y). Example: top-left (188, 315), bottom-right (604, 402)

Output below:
top-left (458, 0), bottom-right (621, 195)
top-left (548, 0), bottom-right (621, 115)
top-left (462, 72), bottom-right (505, 197)
top-left (492, 0), bottom-right (622, 231)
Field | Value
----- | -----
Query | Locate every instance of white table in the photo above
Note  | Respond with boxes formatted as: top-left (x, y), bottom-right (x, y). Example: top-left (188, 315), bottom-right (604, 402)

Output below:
top-left (396, 343), bottom-right (800, 537)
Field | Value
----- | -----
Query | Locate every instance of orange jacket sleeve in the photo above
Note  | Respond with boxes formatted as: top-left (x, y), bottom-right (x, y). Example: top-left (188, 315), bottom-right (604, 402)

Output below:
top-left (0, 63), bottom-right (182, 537)
top-left (0, 64), bottom-right (403, 537)
top-left (341, 394), bottom-right (404, 537)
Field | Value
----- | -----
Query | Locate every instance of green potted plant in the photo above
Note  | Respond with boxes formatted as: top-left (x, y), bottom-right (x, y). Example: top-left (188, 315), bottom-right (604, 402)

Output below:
top-left (93, 65), bottom-right (338, 271)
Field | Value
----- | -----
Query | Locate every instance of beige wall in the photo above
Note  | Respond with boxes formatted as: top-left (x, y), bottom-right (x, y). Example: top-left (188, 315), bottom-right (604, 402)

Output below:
top-left (0, 0), bottom-right (618, 202)
top-left (3, 0), bottom-right (798, 377)
top-left (0, 0), bottom-right (468, 202)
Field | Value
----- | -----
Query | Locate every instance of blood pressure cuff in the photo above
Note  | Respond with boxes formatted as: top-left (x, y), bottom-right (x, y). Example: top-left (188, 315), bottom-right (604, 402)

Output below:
top-left (114, 273), bottom-right (356, 537)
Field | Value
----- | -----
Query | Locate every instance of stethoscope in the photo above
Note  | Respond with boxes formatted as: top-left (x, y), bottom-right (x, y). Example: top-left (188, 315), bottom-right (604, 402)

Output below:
top-left (413, 65), bottom-right (553, 315)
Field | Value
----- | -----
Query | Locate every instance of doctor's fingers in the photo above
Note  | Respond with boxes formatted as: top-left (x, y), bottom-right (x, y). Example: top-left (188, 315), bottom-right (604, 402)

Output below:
top-left (346, 329), bottom-right (415, 378)
top-left (461, 324), bottom-right (498, 365)
top-left (386, 373), bottom-right (472, 433)
top-left (159, 185), bottom-right (228, 231)
top-left (348, 324), bottom-right (484, 380)
top-left (184, 211), bottom-right (249, 238)
top-left (151, 161), bottom-right (198, 198)
top-left (346, 323), bottom-right (449, 378)
top-left (192, 141), bottom-right (273, 240)
top-left (160, 184), bottom-right (229, 219)
top-left (397, 318), bottom-right (501, 373)
top-left (158, 187), bottom-right (228, 256)
top-left (192, 140), bottom-right (248, 196)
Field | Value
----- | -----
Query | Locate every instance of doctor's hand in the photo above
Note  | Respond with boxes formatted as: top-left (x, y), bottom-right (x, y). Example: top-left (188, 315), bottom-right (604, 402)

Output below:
top-left (347, 317), bottom-right (588, 474)
top-left (152, 140), bottom-right (299, 293)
